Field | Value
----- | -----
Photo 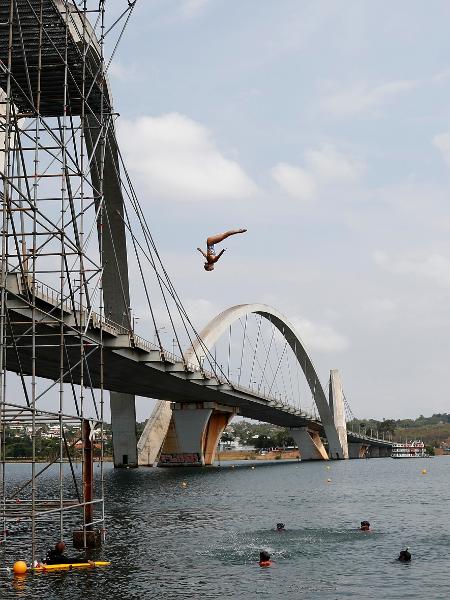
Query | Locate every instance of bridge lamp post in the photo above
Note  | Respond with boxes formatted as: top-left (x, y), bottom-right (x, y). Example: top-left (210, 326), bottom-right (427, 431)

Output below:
top-left (154, 326), bottom-right (166, 345)
top-left (132, 316), bottom-right (140, 334)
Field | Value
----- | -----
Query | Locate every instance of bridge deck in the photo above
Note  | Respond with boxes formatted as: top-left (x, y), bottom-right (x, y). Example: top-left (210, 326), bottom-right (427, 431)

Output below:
top-left (4, 273), bottom-right (321, 430)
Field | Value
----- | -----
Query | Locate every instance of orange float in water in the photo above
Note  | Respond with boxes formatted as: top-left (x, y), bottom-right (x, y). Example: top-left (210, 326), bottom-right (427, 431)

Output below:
top-left (13, 561), bottom-right (27, 575)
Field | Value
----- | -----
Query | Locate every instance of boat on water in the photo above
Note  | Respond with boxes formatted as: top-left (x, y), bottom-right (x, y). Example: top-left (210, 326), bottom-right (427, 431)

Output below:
top-left (391, 440), bottom-right (427, 458)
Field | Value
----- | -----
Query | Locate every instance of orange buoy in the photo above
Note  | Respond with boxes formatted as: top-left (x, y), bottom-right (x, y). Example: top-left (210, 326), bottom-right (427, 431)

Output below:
top-left (13, 561), bottom-right (27, 575)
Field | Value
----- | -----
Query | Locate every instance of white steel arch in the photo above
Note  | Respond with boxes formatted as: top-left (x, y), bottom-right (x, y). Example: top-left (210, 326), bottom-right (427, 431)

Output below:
top-left (186, 304), bottom-right (346, 459)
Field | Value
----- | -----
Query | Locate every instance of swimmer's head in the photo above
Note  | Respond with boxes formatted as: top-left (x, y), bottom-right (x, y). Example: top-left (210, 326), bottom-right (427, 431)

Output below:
top-left (276, 523), bottom-right (285, 531)
top-left (360, 521), bottom-right (370, 531)
top-left (55, 541), bottom-right (65, 553)
top-left (260, 551), bottom-right (270, 562)
top-left (399, 548), bottom-right (411, 562)
top-left (204, 262), bottom-right (214, 271)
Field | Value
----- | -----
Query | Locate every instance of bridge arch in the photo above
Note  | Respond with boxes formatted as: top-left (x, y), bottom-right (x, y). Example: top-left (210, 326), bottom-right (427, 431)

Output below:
top-left (186, 304), bottom-right (346, 458)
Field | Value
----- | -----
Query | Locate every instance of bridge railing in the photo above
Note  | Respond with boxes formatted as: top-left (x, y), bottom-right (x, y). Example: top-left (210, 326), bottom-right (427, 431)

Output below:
top-left (346, 426), bottom-right (393, 444)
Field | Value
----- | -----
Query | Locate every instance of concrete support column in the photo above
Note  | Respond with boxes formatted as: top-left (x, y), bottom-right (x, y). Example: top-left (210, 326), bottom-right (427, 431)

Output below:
top-left (203, 410), bottom-right (234, 465)
top-left (84, 116), bottom-right (137, 468)
top-left (379, 446), bottom-right (391, 458)
top-left (158, 402), bottom-right (236, 466)
top-left (110, 393), bottom-right (138, 467)
top-left (348, 442), bottom-right (368, 459)
top-left (291, 427), bottom-right (329, 460)
top-left (369, 446), bottom-right (380, 458)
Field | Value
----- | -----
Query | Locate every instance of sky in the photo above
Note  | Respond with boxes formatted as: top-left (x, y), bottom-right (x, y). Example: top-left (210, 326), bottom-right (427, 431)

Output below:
top-left (99, 0), bottom-right (450, 421)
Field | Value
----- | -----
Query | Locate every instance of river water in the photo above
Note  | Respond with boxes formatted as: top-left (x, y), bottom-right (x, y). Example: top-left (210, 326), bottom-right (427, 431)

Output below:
top-left (1, 456), bottom-right (449, 599)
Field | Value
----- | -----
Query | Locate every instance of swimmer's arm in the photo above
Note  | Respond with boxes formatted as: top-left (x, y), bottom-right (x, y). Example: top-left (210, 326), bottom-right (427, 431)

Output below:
top-left (213, 248), bottom-right (226, 263)
top-left (197, 247), bottom-right (208, 259)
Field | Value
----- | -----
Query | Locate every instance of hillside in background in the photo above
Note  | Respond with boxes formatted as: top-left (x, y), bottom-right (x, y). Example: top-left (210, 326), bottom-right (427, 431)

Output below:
top-left (347, 413), bottom-right (450, 446)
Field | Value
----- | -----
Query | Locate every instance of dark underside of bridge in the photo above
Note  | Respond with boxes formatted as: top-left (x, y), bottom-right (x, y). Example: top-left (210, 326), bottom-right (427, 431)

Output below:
top-left (0, 0), bottom-right (105, 117)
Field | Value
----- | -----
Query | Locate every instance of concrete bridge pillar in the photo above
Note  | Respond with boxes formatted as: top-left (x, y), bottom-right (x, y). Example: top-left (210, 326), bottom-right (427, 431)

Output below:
top-left (379, 446), bottom-right (391, 458)
top-left (110, 394), bottom-right (138, 467)
top-left (290, 427), bottom-right (329, 460)
top-left (348, 442), bottom-right (369, 459)
top-left (158, 402), bottom-right (237, 466)
top-left (85, 116), bottom-right (137, 468)
top-left (328, 369), bottom-right (349, 459)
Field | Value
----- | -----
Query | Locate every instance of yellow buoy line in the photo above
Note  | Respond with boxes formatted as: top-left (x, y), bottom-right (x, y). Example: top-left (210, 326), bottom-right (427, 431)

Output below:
top-left (12, 560), bottom-right (110, 574)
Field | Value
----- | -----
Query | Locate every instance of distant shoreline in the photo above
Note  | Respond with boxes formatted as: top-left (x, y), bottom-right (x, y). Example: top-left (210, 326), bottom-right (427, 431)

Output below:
top-left (216, 449), bottom-right (299, 461)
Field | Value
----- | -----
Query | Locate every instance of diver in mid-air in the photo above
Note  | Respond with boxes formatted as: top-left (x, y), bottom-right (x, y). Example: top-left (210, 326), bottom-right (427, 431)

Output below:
top-left (197, 228), bottom-right (247, 271)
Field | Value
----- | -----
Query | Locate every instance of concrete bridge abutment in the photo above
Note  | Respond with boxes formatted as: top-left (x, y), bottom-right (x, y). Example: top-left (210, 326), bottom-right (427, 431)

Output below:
top-left (158, 402), bottom-right (237, 466)
top-left (290, 427), bottom-right (329, 460)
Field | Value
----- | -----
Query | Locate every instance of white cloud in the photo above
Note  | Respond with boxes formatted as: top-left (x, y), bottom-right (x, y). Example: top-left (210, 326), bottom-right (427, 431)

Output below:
top-left (306, 144), bottom-right (364, 182)
top-left (433, 133), bottom-right (450, 167)
top-left (271, 162), bottom-right (316, 201)
top-left (373, 250), bottom-right (450, 289)
top-left (183, 297), bottom-right (219, 331)
top-left (321, 80), bottom-right (417, 117)
top-left (363, 297), bottom-right (398, 313)
top-left (117, 113), bottom-right (257, 202)
top-left (291, 317), bottom-right (349, 353)
top-left (271, 145), bottom-right (363, 199)
top-left (179, 0), bottom-right (210, 19)
top-left (108, 60), bottom-right (137, 82)
top-left (432, 68), bottom-right (450, 83)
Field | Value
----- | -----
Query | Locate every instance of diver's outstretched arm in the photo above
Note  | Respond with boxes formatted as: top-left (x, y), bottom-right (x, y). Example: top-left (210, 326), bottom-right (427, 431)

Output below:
top-left (207, 228), bottom-right (246, 246)
top-left (213, 248), bottom-right (226, 263)
top-left (197, 247), bottom-right (208, 259)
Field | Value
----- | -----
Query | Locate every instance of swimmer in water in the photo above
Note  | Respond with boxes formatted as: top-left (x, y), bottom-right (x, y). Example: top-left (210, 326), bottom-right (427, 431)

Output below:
top-left (197, 228), bottom-right (247, 271)
top-left (276, 523), bottom-right (285, 532)
top-left (259, 550), bottom-right (272, 567)
top-left (359, 521), bottom-right (370, 531)
top-left (398, 548), bottom-right (411, 562)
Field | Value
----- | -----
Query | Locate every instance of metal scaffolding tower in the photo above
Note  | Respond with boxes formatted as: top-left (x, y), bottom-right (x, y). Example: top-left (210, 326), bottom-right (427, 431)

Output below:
top-left (0, 0), bottom-right (115, 565)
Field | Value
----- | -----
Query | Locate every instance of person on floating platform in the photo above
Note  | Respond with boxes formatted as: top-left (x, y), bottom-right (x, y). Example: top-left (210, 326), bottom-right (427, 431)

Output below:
top-left (276, 523), bottom-right (285, 532)
top-left (359, 521), bottom-right (370, 531)
top-left (259, 550), bottom-right (272, 567)
top-left (44, 541), bottom-right (72, 565)
top-left (398, 548), bottom-right (411, 562)
top-left (197, 228), bottom-right (247, 271)
top-left (43, 541), bottom-right (95, 567)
